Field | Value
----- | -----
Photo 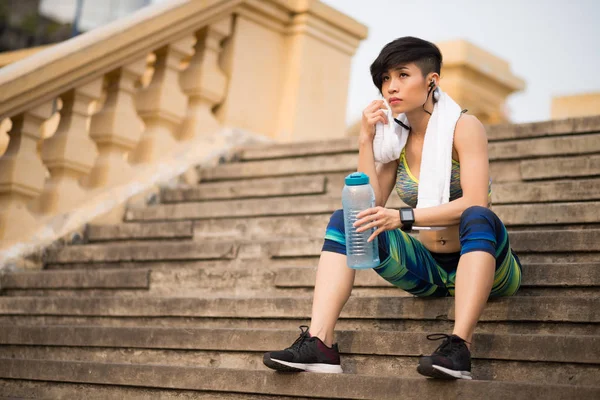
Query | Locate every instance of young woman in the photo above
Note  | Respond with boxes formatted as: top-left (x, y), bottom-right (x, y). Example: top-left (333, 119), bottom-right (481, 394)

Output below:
top-left (263, 36), bottom-right (522, 380)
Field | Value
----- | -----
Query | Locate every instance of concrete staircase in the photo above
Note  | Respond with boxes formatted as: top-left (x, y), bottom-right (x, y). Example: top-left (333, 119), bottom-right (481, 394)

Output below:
top-left (1, 116), bottom-right (599, 399)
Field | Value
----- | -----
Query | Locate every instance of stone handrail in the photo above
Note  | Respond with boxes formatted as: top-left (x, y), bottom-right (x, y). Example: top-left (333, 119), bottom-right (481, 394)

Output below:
top-left (0, 0), bottom-right (367, 261)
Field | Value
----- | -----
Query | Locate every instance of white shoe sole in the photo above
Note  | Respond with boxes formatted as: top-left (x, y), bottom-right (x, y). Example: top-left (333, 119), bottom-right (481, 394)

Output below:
top-left (270, 358), bottom-right (343, 374)
top-left (432, 365), bottom-right (472, 380)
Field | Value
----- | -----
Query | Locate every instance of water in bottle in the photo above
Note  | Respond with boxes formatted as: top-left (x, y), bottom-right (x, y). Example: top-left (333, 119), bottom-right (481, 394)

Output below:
top-left (342, 172), bottom-right (380, 269)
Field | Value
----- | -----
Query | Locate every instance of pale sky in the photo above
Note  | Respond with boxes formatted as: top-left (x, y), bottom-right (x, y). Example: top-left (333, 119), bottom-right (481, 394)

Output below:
top-left (321, 0), bottom-right (600, 124)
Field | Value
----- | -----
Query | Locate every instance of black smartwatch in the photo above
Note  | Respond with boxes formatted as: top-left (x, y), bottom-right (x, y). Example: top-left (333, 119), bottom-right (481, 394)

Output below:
top-left (399, 207), bottom-right (415, 232)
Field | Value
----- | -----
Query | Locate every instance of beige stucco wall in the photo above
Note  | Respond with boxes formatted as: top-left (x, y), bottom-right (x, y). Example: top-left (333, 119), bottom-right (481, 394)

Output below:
top-left (552, 92), bottom-right (600, 119)
top-left (216, 3), bottom-right (366, 142)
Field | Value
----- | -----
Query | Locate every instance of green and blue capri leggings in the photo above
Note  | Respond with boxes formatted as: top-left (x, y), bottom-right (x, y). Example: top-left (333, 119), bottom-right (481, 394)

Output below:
top-left (322, 205), bottom-right (522, 297)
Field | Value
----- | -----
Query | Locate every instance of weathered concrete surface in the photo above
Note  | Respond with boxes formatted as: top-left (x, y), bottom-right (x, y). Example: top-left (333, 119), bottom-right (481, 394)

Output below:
top-left (240, 137), bottom-right (357, 161)
top-left (126, 195), bottom-right (600, 226)
top-left (521, 154), bottom-right (600, 180)
top-left (492, 178), bottom-right (600, 204)
top-left (126, 195), bottom-right (342, 221)
top-left (0, 379), bottom-right (309, 400)
top-left (0, 269), bottom-right (150, 289)
top-left (86, 221), bottom-right (193, 242)
top-left (0, 296), bottom-right (597, 323)
top-left (1, 326), bottom-right (596, 364)
top-left (162, 176), bottom-right (327, 202)
top-left (1, 347), bottom-right (598, 387)
top-left (486, 115), bottom-right (600, 140)
top-left (0, 359), bottom-right (598, 400)
top-left (199, 153), bottom-right (357, 182)
top-left (44, 241), bottom-right (237, 264)
top-left (488, 133), bottom-right (600, 160)
top-left (275, 262), bottom-right (600, 289)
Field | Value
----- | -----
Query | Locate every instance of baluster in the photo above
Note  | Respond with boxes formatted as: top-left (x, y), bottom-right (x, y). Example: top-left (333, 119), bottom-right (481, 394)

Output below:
top-left (129, 36), bottom-right (195, 163)
top-left (180, 18), bottom-right (232, 140)
top-left (34, 80), bottom-right (103, 214)
top-left (84, 58), bottom-right (146, 188)
top-left (0, 118), bottom-right (11, 157)
top-left (0, 102), bottom-right (53, 243)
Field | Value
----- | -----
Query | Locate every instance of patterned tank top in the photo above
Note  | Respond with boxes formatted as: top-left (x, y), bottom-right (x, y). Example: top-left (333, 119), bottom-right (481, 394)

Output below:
top-left (395, 147), bottom-right (492, 207)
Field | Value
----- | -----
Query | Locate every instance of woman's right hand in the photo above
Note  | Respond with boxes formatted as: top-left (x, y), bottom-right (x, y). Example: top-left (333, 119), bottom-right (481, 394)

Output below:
top-left (359, 100), bottom-right (388, 145)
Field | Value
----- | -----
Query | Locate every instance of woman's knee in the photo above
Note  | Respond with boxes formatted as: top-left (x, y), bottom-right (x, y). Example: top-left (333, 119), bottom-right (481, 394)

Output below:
top-left (328, 209), bottom-right (345, 232)
top-left (459, 206), bottom-right (500, 257)
top-left (322, 209), bottom-right (347, 255)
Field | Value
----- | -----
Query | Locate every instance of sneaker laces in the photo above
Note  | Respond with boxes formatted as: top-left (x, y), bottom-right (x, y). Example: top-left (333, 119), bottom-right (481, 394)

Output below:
top-left (426, 333), bottom-right (469, 357)
top-left (288, 325), bottom-right (311, 352)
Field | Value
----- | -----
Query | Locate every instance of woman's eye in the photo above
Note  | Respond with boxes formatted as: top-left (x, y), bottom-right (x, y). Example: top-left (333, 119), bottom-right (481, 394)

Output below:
top-left (382, 76), bottom-right (390, 81)
top-left (400, 73), bottom-right (408, 78)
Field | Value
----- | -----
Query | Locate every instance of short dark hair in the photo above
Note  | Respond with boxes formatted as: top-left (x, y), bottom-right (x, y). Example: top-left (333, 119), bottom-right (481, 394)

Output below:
top-left (370, 36), bottom-right (442, 93)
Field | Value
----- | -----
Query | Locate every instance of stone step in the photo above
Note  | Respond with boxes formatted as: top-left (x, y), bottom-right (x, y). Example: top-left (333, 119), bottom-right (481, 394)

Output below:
top-left (0, 296), bottom-right (597, 323)
top-left (3, 344), bottom-right (598, 388)
top-left (275, 263), bottom-right (600, 289)
top-left (1, 326), bottom-right (596, 365)
top-left (521, 154), bottom-right (600, 181)
top-left (494, 202), bottom-right (600, 226)
top-left (154, 175), bottom-right (600, 210)
top-left (485, 115), bottom-right (600, 141)
top-left (200, 134), bottom-right (600, 182)
top-left (509, 229), bottom-right (600, 252)
top-left (0, 379), bottom-right (307, 400)
top-left (0, 359), bottom-right (597, 400)
top-left (199, 153), bottom-right (357, 182)
top-left (86, 221), bottom-right (193, 242)
top-left (44, 241), bottom-right (237, 264)
top-left (191, 214), bottom-right (331, 240)
top-left (492, 178), bottom-right (600, 204)
top-left (126, 194), bottom-right (340, 221)
top-left (0, 269), bottom-right (150, 290)
top-left (89, 214), bottom-right (599, 246)
top-left (269, 229), bottom-right (600, 258)
top-left (126, 191), bottom-right (600, 225)
top-left (2, 314), bottom-right (597, 336)
top-left (239, 137), bottom-right (357, 161)
top-left (162, 176), bottom-right (327, 202)
top-left (327, 173), bottom-right (600, 205)
top-left (487, 132), bottom-right (600, 161)
top-left (238, 119), bottom-right (600, 161)
top-left (45, 228), bottom-right (600, 266)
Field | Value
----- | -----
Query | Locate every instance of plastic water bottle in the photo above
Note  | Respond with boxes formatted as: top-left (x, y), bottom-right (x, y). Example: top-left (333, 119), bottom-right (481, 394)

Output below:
top-left (342, 172), bottom-right (380, 269)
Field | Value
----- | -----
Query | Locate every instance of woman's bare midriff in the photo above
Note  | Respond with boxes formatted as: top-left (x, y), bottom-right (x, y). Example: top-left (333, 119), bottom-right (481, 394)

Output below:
top-left (418, 224), bottom-right (461, 253)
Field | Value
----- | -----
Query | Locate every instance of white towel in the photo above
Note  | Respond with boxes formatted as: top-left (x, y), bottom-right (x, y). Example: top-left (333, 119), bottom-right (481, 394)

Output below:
top-left (373, 88), bottom-right (463, 209)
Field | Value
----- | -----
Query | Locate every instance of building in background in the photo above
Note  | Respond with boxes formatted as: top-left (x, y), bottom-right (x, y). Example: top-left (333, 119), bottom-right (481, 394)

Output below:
top-left (0, 0), bottom-right (71, 51)
top-left (551, 93), bottom-right (600, 120)
top-left (39, 0), bottom-right (152, 32)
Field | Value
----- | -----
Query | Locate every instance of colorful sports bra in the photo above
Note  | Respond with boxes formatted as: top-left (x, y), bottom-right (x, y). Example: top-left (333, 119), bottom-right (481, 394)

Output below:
top-left (395, 147), bottom-right (493, 208)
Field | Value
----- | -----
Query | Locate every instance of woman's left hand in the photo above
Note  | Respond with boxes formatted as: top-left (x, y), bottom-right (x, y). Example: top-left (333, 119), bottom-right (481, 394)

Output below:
top-left (354, 206), bottom-right (402, 242)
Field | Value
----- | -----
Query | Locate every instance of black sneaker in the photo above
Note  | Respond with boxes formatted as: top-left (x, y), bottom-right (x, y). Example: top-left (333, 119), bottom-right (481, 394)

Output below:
top-left (417, 333), bottom-right (472, 380)
top-left (263, 326), bottom-right (343, 373)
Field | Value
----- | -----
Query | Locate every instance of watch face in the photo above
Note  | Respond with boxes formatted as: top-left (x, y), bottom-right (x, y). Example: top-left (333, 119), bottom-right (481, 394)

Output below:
top-left (401, 209), bottom-right (414, 221)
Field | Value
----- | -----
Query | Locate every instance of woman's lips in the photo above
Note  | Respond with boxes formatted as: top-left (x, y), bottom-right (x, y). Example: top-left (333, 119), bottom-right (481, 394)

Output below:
top-left (389, 98), bottom-right (402, 104)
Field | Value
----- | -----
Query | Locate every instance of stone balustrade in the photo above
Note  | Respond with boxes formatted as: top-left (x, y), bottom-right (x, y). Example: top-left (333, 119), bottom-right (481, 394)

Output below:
top-left (0, 0), bottom-right (367, 255)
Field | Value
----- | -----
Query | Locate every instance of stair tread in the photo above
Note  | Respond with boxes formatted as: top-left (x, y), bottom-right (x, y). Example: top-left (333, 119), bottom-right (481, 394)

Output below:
top-left (0, 325), bottom-right (597, 364)
top-left (0, 296), bottom-right (597, 323)
top-left (1, 359), bottom-right (598, 400)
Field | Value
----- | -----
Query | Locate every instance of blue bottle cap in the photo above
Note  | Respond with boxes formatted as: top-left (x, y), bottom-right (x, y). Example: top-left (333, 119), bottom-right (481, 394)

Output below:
top-left (345, 172), bottom-right (370, 186)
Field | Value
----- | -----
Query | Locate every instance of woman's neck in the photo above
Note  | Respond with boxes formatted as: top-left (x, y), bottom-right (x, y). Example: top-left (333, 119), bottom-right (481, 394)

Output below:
top-left (405, 108), bottom-right (431, 138)
top-left (402, 97), bottom-right (435, 137)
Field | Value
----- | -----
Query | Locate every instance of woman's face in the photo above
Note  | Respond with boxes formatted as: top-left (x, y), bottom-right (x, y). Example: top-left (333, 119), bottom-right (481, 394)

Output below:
top-left (381, 63), bottom-right (434, 114)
